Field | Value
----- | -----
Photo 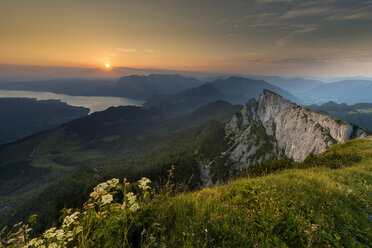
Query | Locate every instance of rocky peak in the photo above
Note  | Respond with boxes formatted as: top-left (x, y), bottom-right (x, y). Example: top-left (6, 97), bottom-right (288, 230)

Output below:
top-left (225, 90), bottom-right (367, 167)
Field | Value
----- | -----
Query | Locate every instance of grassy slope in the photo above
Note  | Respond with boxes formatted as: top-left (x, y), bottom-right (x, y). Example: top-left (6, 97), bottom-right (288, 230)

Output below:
top-left (154, 139), bottom-right (372, 247)
top-left (2, 139), bottom-right (371, 247)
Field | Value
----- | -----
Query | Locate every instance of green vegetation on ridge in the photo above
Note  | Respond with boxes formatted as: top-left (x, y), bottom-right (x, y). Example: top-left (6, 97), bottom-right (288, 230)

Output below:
top-left (2, 139), bottom-right (371, 247)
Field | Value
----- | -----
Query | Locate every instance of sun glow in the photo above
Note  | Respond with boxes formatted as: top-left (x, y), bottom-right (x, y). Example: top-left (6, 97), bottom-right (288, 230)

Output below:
top-left (105, 63), bottom-right (110, 68)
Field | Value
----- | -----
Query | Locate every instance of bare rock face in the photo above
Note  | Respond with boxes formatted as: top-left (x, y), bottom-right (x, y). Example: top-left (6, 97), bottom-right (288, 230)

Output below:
top-left (225, 90), bottom-right (367, 167)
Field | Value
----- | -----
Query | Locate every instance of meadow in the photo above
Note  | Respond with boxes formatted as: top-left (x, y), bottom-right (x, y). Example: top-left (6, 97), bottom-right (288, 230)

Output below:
top-left (2, 138), bottom-right (371, 247)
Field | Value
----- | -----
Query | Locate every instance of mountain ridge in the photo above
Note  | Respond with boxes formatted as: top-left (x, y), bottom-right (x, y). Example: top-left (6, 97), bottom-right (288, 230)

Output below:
top-left (145, 77), bottom-right (300, 116)
top-left (224, 90), bottom-right (367, 168)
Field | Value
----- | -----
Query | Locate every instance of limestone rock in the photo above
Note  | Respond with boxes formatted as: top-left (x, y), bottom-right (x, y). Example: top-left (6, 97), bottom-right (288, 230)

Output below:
top-left (225, 90), bottom-right (367, 167)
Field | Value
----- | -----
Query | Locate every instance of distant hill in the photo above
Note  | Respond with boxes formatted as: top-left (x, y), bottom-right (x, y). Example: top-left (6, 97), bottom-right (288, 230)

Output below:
top-left (0, 98), bottom-right (89, 145)
top-left (301, 80), bottom-right (372, 104)
top-left (0, 74), bottom-right (202, 101)
top-left (107, 74), bottom-right (202, 99)
top-left (145, 77), bottom-right (300, 116)
top-left (307, 101), bottom-right (372, 131)
top-left (207, 77), bottom-right (300, 103)
top-left (250, 76), bottom-right (324, 94)
top-left (144, 84), bottom-right (245, 116)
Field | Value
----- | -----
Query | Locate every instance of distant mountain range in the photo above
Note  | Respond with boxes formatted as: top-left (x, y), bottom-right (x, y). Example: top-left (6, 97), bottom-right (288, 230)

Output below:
top-left (300, 80), bottom-right (372, 104)
top-left (145, 77), bottom-right (300, 116)
top-left (0, 74), bottom-right (202, 101)
top-left (2, 75), bottom-right (372, 105)
top-left (244, 75), bottom-right (324, 94)
top-left (0, 98), bottom-right (88, 145)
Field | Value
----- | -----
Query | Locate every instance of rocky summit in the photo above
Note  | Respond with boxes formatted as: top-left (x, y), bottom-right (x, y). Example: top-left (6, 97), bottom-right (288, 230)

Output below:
top-left (225, 90), bottom-right (367, 167)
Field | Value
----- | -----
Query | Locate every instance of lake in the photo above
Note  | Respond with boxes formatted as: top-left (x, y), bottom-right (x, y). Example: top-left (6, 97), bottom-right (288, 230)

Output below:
top-left (0, 90), bottom-right (145, 114)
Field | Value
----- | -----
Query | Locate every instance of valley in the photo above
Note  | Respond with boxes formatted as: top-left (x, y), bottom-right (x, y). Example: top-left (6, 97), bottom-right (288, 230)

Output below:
top-left (2, 1), bottom-right (372, 246)
top-left (1, 88), bottom-right (371, 244)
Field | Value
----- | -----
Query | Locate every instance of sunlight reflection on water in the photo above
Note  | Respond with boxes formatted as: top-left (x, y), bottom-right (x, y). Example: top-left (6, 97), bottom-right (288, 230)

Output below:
top-left (0, 90), bottom-right (144, 114)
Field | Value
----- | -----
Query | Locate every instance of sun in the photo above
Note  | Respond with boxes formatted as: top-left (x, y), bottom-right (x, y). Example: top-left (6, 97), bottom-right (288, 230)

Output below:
top-left (105, 63), bottom-right (111, 68)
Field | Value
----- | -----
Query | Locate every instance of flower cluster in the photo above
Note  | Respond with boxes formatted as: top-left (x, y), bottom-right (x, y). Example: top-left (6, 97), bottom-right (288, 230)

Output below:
top-left (89, 178), bottom-right (119, 199)
top-left (2, 177), bottom-right (152, 248)
top-left (22, 224), bottom-right (76, 248)
top-left (101, 194), bottom-right (113, 205)
top-left (62, 211), bottom-right (80, 229)
top-left (138, 177), bottom-right (151, 191)
top-left (125, 191), bottom-right (140, 212)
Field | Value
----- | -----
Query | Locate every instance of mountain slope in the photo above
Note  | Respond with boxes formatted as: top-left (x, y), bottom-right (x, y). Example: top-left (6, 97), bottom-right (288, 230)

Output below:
top-left (108, 74), bottom-right (202, 99)
top-left (307, 101), bottom-right (372, 131)
top-left (224, 90), bottom-right (367, 169)
top-left (4, 138), bottom-right (372, 247)
top-left (145, 77), bottom-right (299, 116)
top-left (207, 77), bottom-right (300, 103)
top-left (1, 90), bottom-right (370, 237)
top-left (302, 80), bottom-right (372, 104)
top-left (0, 101), bottom-right (240, 227)
top-left (247, 75), bottom-right (324, 94)
top-left (144, 84), bottom-right (245, 116)
top-left (0, 98), bottom-right (89, 145)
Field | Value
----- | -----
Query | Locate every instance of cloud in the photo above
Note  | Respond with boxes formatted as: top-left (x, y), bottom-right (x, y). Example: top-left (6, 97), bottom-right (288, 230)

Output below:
top-left (227, 33), bottom-right (242, 38)
top-left (256, 0), bottom-right (292, 3)
top-left (325, 12), bottom-right (372, 21)
top-left (144, 49), bottom-right (155, 53)
top-left (117, 48), bottom-right (136, 53)
top-left (275, 25), bottom-right (319, 47)
top-left (280, 7), bottom-right (331, 19)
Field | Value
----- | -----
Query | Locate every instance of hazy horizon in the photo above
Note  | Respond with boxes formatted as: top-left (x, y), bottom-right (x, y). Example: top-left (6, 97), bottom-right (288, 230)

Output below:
top-left (1, 0), bottom-right (372, 79)
top-left (2, 63), bottom-right (372, 84)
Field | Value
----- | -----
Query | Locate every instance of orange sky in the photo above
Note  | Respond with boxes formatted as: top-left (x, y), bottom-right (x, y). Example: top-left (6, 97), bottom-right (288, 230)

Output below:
top-left (1, 0), bottom-right (372, 78)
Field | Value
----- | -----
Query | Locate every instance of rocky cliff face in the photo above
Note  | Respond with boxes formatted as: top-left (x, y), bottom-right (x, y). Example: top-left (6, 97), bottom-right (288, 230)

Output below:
top-left (225, 90), bottom-right (367, 167)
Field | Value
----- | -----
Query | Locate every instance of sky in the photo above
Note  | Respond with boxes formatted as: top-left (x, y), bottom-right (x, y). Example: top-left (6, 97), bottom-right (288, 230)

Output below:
top-left (1, 0), bottom-right (372, 79)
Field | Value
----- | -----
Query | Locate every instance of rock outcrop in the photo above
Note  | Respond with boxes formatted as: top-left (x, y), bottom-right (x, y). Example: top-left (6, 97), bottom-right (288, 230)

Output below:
top-left (225, 90), bottom-right (367, 167)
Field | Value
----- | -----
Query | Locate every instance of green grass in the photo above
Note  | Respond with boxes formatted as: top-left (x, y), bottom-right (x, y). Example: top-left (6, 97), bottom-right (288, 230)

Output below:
top-left (150, 139), bottom-right (372, 247)
top-left (3, 139), bottom-right (371, 248)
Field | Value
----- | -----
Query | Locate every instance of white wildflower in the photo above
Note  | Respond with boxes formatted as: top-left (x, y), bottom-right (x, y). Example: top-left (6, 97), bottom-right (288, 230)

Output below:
top-left (28, 238), bottom-right (44, 246)
top-left (43, 227), bottom-right (57, 239)
top-left (107, 178), bottom-right (119, 188)
top-left (65, 231), bottom-right (73, 238)
top-left (138, 177), bottom-right (151, 191)
top-left (101, 194), bottom-right (113, 205)
top-left (62, 211), bottom-right (80, 228)
top-left (125, 192), bottom-right (137, 205)
top-left (130, 203), bottom-right (140, 212)
top-left (89, 191), bottom-right (98, 198)
top-left (49, 243), bottom-right (58, 248)
top-left (97, 182), bottom-right (109, 191)
top-left (90, 179), bottom-right (118, 198)
top-left (55, 229), bottom-right (64, 241)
